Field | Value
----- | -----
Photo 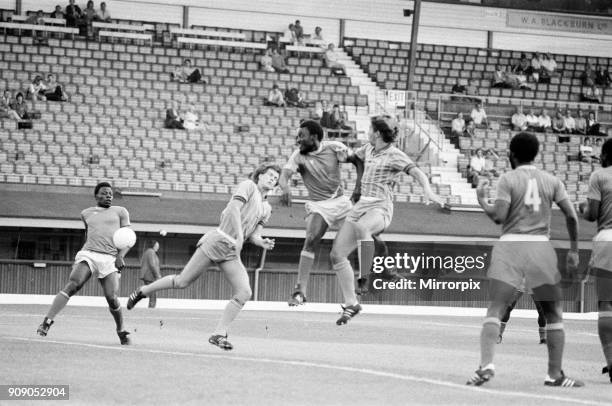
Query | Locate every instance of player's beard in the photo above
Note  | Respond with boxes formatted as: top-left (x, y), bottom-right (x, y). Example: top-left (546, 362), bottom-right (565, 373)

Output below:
top-left (98, 201), bottom-right (111, 208)
top-left (299, 143), bottom-right (316, 155)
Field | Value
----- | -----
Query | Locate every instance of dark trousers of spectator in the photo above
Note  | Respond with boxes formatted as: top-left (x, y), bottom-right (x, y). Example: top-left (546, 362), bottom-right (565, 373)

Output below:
top-left (264, 101), bottom-right (283, 107)
top-left (165, 119), bottom-right (184, 129)
top-left (45, 86), bottom-right (66, 101)
top-left (187, 69), bottom-right (202, 83)
top-left (141, 279), bottom-right (157, 308)
top-left (330, 67), bottom-right (345, 76)
top-left (274, 67), bottom-right (290, 74)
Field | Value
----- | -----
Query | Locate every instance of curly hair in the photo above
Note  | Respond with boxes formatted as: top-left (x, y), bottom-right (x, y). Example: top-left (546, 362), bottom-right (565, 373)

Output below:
top-left (251, 163), bottom-right (282, 186)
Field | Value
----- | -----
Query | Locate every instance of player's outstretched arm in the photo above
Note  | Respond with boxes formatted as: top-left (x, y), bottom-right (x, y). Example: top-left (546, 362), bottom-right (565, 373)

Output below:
top-left (346, 154), bottom-right (364, 203)
top-left (408, 166), bottom-right (444, 207)
top-left (476, 179), bottom-right (509, 224)
top-left (249, 225), bottom-right (275, 250)
top-left (558, 198), bottom-right (580, 275)
top-left (278, 168), bottom-right (294, 207)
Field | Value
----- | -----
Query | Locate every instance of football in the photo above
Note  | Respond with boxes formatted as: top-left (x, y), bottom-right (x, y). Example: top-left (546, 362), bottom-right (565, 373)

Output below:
top-left (112, 228), bottom-right (137, 250)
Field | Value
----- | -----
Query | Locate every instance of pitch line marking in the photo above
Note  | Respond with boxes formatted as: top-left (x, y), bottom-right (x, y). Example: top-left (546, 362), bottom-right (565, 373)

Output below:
top-left (2, 336), bottom-right (607, 406)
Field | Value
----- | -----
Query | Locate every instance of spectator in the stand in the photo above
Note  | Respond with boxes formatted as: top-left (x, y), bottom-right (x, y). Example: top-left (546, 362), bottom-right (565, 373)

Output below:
top-left (452, 79), bottom-right (467, 94)
top-left (581, 84), bottom-right (602, 103)
top-left (513, 53), bottom-right (532, 77)
top-left (580, 137), bottom-right (594, 163)
top-left (593, 137), bottom-right (603, 161)
top-left (283, 24), bottom-right (297, 44)
top-left (260, 49), bottom-right (275, 72)
top-left (98, 2), bottom-right (111, 22)
top-left (511, 106), bottom-right (528, 131)
top-left (312, 101), bottom-right (323, 120)
top-left (82, 1), bottom-right (98, 37)
top-left (492, 65), bottom-right (508, 88)
top-left (171, 59), bottom-right (204, 83)
top-left (575, 109), bottom-right (587, 135)
top-left (26, 10), bottom-right (46, 43)
top-left (319, 100), bottom-right (332, 127)
top-left (293, 20), bottom-right (304, 44)
top-left (328, 104), bottom-right (352, 136)
top-left (11, 92), bottom-right (31, 120)
top-left (285, 88), bottom-right (307, 108)
top-left (164, 100), bottom-right (184, 129)
top-left (464, 120), bottom-right (476, 137)
top-left (51, 5), bottom-right (65, 19)
top-left (324, 44), bottom-right (346, 76)
top-left (484, 149), bottom-right (500, 178)
top-left (312, 26), bottom-right (326, 48)
top-left (450, 112), bottom-right (465, 148)
top-left (0, 90), bottom-right (21, 120)
top-left (468, 148), bottom-right (487, 188)
top-left (595, 65), bottom-right (612, 88)
top-left (540, 53), bottom-right (558, 81)
top-left (552, 110), bottom-right (568, 134)
top-left (563, 110), bottom-right (576, 134)
top-left (44, 74), bottom-right (68, 101)
top-left (65, 0), bottom-right (83, 28)
top-left (580, 63), bottom-right (596, 87)
top-left (183, 104), bottom-right (205, 130)
top-left (26, 75), bottom-right (47, 101)
top-left (271, 48), bottom-right (290, 74)
top-left (587, 111), bottom-right (605, 136)
top-left (470, 103), bottom-right (488, 128)
top-left (530, 52), bottom-right (543, 82)
top-left (266, 84), bottom-right (285, 107)
top-left (538, 109), bottom-right (552, 132)
top-left (525, 108), bottom-right (540, 131)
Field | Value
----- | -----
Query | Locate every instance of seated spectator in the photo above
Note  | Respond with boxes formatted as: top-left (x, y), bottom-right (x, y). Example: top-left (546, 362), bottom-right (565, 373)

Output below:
top-left (164, 100), bottom-right (184, 129)
top-left (265, 84), bottom-right (285, 107)
top-left (470, 103), bottom-right (488, 128)
top-left (552, 110), bottom-right (567, 133)
top-left (51, 5), bottom-right (64, 19)
top-left (587, 111), bottom-right (606, 136)
top-left (484, 149), bottom-right (500, 178)
top-left (319, 100), bottom-right (332, 127)
top-left (575, 110), bottom-right (587, 135)
top-left (0, 90), bottom-right (21, 120)
top-left (464, 120), bottom-right (476, 138)
top-left (65, 0), bottom-right (83, 28)
top-left (97, 2), bottom-right (111, 22)
top-left (324, 44), bottom-right (346, 76)
top-left (468, 148), bottom-right (487, 188)
top-left (525, 109), bottom-right (540, 131)
top-left (538, 109), bottom-right (552, 132)
top-left (450, 112), bottom-right (465, 147)
top-left (271, 48), bottom-right (290, 74)
top-left (530, 52), bottom-right (543, 82)
top-left (451, 79), bottom-right (467, 94)
top-left (171, 59), bottom-right (204, 83)
top-left (183, 104), bottom-right (205, 130)
top-left (285, 88), bottom-right (307, 108)
top-left (312, 26), bottom-right (326, 48)
top-left (513, 53), bottom-right (532, 77)
top-left (580, 137), bottom-right (594, 163)
top-left (260, 49), bottom-right (275, 72)
top-left (563, 110), bottom-right (576, 134)
top-left (327, 104), bottom-right (352, 137)
top-left (511, 106), bottom-right (528, 131)
top-left (492, 66), bottom-right (508, 88)
top-left (10, 92), bottom-right (31, 120)
top-left (580, 63), bottom-right (596, 87)
top-left (26, 75), bottom-right (47, 101)
top-left (581, 84), bottom-right (601, 103)
top-left (593, 137), bottom-right (603, 161)
top-left (43, 74), bottom-right (68, 101)
top-left (540, 53), bottom-right (559, 82)
top-left (595, 65), bottom-right (612, 88)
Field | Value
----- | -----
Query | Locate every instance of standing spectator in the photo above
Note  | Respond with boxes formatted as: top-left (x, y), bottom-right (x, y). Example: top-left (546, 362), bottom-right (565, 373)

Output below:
top-left (511, 106), bottom-right (528, 131)
top-left (563, 110), bottom-right (576, 134)
top-left (26, 10), bottom-right (46, 43)
top-left (27, 75), bottom-right (47, 101)
top-left (1, 90), bottom-right (21, 120)
top-left (11, 92), bottom-right (31, 120)
top-left (98, 2), bottom-right (111, 22)
top-left (525, 108), bottom-right (540, 131)
top-left (83, 0), bottom-right (98, 37)
top-left (580, 63), bottom-right (596, 87)
top-left (470, 103), bottom-right (488, 128)
top-left (595, 65), bottom-right (612, 88)
top-left (139, 240), bottom-right (161, 308)
top-left (266, 84), bottom-right (285, 107)
top-left (581, 84), bottom-right (602, 103)
top-left (575, 110), bottom-right (587, 135)
top-left (324, 44), bottom-right (346, 76)
top-left (44, 74), bottom-right (68, 101)
top-left (450, 112), bottom-right (465, 147)
top-left (164, 100), bottom-right (184, 129)
top-left (66, 0), bottom-right (83, 29)
top-left (283, 24), bottom-right (297, 44)
top-left (271, 48), bottom-right (290, 74)
top-left (293, 20), bottom-right (304, 44)
top-left (260, 49), bottom-right (275, 72)
top-left (552, 110), bottom-right (568, 133)
top-left (171, 59), bottom-right (204, 83)
top-left (51, 5), bottom-right (65, 19)
top-left (538, 109), bottom-right (552, 132)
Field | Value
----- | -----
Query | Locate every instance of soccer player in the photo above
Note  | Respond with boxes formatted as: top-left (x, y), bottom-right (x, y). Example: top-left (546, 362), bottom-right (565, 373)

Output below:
top-left (37, 182), bottom-right (133, 345)
top-left (467, 132), bottom-right (583, 387)
top-left (279, 120), bottom-right (363, 306)
top-left (578, 138), bottom-right (612, 383)
top-left (497, 289), bottom-right (547, 344)
top-left (329, 115), bottom-right (444, 325)
top-left (127, 164), bottom-right (279, 351)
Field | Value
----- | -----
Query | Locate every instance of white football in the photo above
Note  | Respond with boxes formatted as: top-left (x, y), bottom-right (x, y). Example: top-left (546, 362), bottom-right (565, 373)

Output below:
top-left (113, 228), bottom-right (137, 250)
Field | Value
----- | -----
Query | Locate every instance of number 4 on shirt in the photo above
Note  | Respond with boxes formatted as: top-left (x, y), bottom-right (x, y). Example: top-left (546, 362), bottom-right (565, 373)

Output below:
top-left (525, 178), bottom-right (541, 213)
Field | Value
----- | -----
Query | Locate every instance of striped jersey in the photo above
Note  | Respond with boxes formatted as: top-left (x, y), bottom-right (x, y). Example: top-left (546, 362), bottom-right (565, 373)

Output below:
top-left (284, 141), bottom-right (350, 201)
top-left (81, 206), bottom-right (131, 255)
top-left (354, 143), bottom-right (416, 201)
top-left (588, 166), bottom-right (612, 232)
top-left (496, 165), bottom-right (568, 236)
top-left (218, 179), bottom-right (271, 242)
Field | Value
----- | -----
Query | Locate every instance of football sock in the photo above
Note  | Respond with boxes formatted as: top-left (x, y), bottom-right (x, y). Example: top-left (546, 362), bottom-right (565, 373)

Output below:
top-left (109, 304), bottom-right (124, 332)
top-left (598, 312), bottom-right (612, 368)
top-left (140, 275), bottom-right (175, 295)
top-left (545, 323), bottom-right (565, 379)
top-left (214, 298), bottom-right (243, 336)
top-left (539, 327), bottom-right (547, 342)
top-left (296, 250), bottom-right (315, 296)
top-left (333, 259), bottom-right (358, 306)
top-left (46, 291), bottom-right (70, 320)
top-left (357, 238), bottom-right (375, 279)
top-left (480, 317), bottom-right (501, 367)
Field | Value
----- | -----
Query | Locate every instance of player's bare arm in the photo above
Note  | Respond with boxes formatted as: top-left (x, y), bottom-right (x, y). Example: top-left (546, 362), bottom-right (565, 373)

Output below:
top-left (558, 198), bottom-right (580, 275)
top-left (346, 154), bottom-right (363, 203)
top-left (224, 198), bottom-right (245, 249)
top-left (278, 168), bottom-right (294, 207)
top-left (477, 180), bottom-right (509, 224)
top-left (249, 225), bottom-right (275, 250)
